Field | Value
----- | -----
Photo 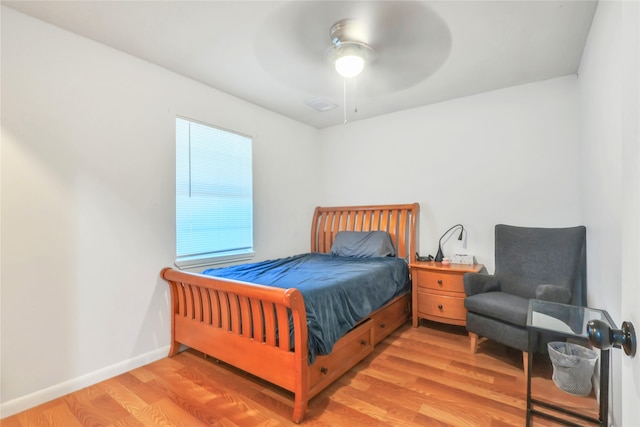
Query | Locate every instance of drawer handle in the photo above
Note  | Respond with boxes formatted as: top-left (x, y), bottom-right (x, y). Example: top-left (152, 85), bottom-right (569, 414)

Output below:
top-left (438, 304), bottom-right (443, 310)
top-left (360, 340), bottom-right (368, 346)
top-left (379, 323), bottom-right (386, 329)
top-left (437, 280), bottom-right (443, 286)
top-left (320, 367), bottom-right (328, 375)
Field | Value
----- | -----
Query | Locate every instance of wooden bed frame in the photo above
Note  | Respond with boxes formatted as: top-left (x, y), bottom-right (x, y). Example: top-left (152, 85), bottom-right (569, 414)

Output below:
top-left (160, 203), bottom-right (419, 423)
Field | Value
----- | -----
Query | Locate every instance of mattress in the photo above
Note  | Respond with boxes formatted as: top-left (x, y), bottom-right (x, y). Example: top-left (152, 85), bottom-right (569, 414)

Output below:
top-left (203, 253), bottom-right (410, 363)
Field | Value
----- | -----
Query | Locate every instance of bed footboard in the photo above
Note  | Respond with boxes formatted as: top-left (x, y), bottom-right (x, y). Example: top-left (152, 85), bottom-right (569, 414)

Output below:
top-left (161, 267), bottom-right (310, 423)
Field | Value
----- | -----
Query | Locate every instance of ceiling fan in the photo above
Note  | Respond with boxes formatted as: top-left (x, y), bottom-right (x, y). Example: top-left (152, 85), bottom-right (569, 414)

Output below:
top-left (253, 1), bottom-right (451, 109)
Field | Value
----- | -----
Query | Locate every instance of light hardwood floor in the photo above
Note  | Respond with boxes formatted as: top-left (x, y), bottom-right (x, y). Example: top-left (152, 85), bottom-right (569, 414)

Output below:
top-left (1, 321), bottom-right (599, 426)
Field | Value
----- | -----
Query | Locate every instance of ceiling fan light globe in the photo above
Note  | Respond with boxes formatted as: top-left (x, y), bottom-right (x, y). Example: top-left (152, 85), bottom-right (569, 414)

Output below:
top-left (335, 55), bottom-right (365, 78)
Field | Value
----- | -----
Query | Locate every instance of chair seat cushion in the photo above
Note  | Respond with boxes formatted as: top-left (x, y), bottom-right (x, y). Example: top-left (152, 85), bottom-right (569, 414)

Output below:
top-left (464, 292), bottom-right (529, 326)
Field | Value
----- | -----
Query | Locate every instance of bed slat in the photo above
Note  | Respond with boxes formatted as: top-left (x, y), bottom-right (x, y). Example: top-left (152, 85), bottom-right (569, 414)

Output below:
top-left (362, 210), bottom-right (372, 231)
top-left (276, 305), bottom-right (291, 351)
top-left (203, 289), bottom-right (212, 325)
top-left (323, 212), bottom-right (334, 253)
top-left (194, 286), bottom-right (203, 322)
top-left (339, 211), bottom-right (348, 234)
top-left (397, 209), bottom-right (408, 260)
top-left (185, 284), bottom-right (195, 319)
top-left (349, 210), bottom-right (358, 230)
top-left (177, 283), bottom-right (187, 317)
top-left (251, 298), bottom-right (264, 342)
top-left (353, 210), bottom-right (361, 231)
top-left (239, 295), bottom-right (252, 338)
top-left (389, 210), bottom-right (398, 253)
top-left (210, 289), bottom-right (221, 328)
top-left (220, 292), bottom-right (231, 332)
top-left (264, 302), bottom-right (277, 346)
top-left (371, 209), bottom-right (381, 230)
top-left (380, 209), bottom-right (389, 236)
top-left (228, 293), bottom-right (241, 334)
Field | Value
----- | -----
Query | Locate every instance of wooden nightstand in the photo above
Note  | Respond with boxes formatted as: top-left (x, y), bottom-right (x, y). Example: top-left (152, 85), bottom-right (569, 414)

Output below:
top-left (410, 261), bottom-right (483, 327)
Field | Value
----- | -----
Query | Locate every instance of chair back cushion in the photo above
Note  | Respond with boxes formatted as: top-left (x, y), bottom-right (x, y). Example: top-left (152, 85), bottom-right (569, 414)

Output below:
top-left (494, 225), bottom-right (586, 304)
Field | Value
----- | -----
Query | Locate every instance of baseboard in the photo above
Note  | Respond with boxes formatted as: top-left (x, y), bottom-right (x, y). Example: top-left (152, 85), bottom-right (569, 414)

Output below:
top-left (0, 345), bottom-right (170, 419)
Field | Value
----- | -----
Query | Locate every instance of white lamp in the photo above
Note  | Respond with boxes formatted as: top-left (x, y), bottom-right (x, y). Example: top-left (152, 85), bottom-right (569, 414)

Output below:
top-left (335, 54), bottom-right (365, 78)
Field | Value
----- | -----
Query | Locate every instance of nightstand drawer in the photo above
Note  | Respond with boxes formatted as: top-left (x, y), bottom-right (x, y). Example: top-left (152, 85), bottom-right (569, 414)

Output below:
top-left (416, 292), bottom-right (466, 321)
top-left (414, 269), bottom-right (465, 293)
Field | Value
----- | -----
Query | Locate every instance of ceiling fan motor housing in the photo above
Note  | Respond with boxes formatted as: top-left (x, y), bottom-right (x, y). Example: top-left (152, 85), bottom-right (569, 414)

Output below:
top-left (325, 19), bottom-right (375, 74)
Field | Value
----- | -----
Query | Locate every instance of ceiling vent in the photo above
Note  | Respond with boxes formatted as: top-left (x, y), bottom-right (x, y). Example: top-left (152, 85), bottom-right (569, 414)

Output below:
top-left (305, 97), bottom-right (337, 112)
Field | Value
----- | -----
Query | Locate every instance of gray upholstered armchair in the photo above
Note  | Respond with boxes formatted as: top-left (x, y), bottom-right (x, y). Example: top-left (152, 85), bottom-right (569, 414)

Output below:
top-left (463, 225), bottom-right (586, 375)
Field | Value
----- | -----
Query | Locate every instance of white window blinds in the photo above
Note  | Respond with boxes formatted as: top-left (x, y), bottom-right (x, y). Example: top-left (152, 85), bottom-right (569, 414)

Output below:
top-left (175, 118), bottom-right (253, 267)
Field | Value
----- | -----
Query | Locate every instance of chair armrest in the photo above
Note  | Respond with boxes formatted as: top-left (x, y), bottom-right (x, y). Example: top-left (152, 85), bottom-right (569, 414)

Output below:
top-left (535, 284), bottom-right (572, 304)
top-left (464, 273), bottom-right (501, 296)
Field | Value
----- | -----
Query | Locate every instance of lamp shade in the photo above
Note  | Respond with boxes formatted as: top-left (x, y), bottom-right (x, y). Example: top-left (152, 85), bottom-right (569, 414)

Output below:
top-left (325, 41), bottom-right (374, 79)
top-left (335, 55), bottom-right (365, 78)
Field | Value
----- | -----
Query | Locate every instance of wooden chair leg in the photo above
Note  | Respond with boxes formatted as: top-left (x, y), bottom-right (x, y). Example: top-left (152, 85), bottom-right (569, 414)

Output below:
top-left (469, 332), bottom-right (479, 353)
top-left (522, 351), bottom-right (529, 378)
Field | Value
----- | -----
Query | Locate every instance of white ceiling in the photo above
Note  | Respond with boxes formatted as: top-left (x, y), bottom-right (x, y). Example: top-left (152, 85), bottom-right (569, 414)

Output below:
top-left (3, 0), bottom-right (598, 129)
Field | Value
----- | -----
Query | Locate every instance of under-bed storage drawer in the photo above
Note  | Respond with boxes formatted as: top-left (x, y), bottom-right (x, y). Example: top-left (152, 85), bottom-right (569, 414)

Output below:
top-left (371, 294), bottom-right (411, 345)
top-left (308, 319), bottom-right (374, 396)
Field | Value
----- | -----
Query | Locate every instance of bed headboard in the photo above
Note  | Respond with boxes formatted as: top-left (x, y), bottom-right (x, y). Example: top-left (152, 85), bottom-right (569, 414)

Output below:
top-left (310, 203), bottom-right (419, 263)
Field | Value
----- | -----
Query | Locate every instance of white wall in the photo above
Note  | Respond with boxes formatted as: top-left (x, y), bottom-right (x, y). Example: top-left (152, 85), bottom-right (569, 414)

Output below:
top-left (578, 1), bottom-right (639, 425)
top-left (0, 6), bottom-right (320, 416)
top-left (319, 76), bottom-right (583, 273)
top-left (3, 1), bottom-right (637, 423)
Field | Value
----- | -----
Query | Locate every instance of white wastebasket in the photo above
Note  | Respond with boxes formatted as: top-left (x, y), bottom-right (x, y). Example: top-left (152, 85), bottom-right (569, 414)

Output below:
top-left (547, 342), bottom-right (598, 396)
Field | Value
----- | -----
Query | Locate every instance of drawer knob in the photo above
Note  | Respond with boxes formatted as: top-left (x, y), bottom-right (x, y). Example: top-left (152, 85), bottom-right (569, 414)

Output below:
top-left (379, 323), bottom-right (386, 329)
top-left (437, 280), bottom-right (443, 286)
top-left (438, 304), bottom-right (443, 310)
top-left (320, 367), bottom-right (328, 375)
top-left (360, 340), bottom-right (368, 346)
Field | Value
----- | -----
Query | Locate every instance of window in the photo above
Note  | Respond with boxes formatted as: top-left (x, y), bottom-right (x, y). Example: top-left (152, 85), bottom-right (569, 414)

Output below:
top-left (175, 117), bottom-right (253, 267)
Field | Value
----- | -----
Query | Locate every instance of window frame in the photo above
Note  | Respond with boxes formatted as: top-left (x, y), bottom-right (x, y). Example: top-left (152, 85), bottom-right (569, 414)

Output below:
top-left (174, 116), bottom-right (255, 269)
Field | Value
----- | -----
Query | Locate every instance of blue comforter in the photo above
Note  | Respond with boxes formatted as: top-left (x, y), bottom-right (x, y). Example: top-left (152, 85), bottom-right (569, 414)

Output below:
top-left (203, 253), bottom-right (410, 364)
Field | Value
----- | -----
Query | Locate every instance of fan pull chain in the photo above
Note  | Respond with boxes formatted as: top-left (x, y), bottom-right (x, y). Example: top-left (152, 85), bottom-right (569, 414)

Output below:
top-left (343, 77), bottom-right (347, 124)
top-left (354, 77), bottom-right (358, 114)
top-left (342, 78), bottom-right (360, 124)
